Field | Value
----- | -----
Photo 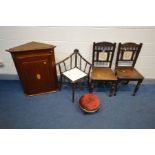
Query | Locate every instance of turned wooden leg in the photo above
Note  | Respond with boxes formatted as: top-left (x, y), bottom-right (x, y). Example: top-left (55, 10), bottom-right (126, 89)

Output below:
top-left (133, 80), bottom-right (143, 96)
top-left (87, 76), bottom-right (90, 91)
top-left (59, 75), bottom-right (62, 90)
top-left (109, 81), bottom-right (115, 97)
top-left (115, 80), bottom-right (120, 95)
top-left (89, 81), bottom-right (94, 93)
top-left (72, 83), bottom-right (75, 102)
top-left (113, 81), bottom-right (117, 96)
top-left (124, 80), bottom-right (129, 85)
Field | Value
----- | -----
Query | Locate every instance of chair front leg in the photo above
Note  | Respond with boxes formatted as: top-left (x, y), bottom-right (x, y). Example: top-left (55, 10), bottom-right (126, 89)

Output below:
top-left (89, 80), bottom-right (94, 93)
top-left (133, 80), bottom-right (143, 96)
top-left (109, 81), bottom-right (115, 97)
top-left (113, 81), bottom-right (117, 96)
top-left (87, 76), bottom-right (90, 89)
top-left (124, 80), bottom-right (129, 85)
top-left (59, 75), bottom-right (62, 90)
top-left (87, 76), bottom-right (92, 92)
top-left (72, 83), bottom-right (75, 102)
top-left (115, 79), bottom-right (120, 95)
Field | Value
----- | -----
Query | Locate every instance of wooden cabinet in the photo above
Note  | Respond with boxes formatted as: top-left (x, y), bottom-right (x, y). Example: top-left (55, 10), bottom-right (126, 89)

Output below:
top-left (6, 41), bottom-right (58, 96)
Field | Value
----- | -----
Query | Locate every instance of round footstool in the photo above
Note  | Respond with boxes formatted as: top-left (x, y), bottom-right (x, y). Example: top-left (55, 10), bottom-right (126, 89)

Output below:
top-left (79, 93), bottom-right (100, 113)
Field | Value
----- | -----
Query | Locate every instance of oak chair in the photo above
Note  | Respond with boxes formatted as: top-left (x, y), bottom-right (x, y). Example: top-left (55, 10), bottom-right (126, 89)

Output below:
top-left (56, 49), bottom-right (92, 102)
top-left (90, 42), bottom-right (117, 96)
top-left (115, 42), bottom-right (144, 96)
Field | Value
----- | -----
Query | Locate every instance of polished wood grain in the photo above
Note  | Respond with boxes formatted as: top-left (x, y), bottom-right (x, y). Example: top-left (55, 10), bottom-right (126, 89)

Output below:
top-left (115, 67), bottom-right (144, 80)
top-left (91, 67), bottom-right (117, 81)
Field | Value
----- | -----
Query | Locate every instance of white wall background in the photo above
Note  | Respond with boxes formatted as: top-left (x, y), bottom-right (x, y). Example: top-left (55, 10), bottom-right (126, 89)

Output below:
top-left (0, 26), bottom-right (155, 79)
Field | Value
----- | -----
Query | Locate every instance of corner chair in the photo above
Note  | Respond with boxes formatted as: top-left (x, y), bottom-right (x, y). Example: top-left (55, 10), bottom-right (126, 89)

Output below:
top-left (56, 49), bottom-right (92, 102)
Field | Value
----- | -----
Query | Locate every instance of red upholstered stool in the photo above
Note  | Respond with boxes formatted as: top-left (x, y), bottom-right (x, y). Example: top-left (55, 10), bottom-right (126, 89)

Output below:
top-left (79, 93), bottom-right (100, 113)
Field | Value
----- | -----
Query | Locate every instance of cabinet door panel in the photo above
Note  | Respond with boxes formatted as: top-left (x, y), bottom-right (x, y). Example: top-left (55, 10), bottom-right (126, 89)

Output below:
top-left (19, 55), bottom-right (56, 95)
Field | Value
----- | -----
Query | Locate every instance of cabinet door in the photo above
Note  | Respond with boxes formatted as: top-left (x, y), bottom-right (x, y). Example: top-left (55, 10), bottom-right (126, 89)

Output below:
top-left (18, 54), bottom-right (57, 95)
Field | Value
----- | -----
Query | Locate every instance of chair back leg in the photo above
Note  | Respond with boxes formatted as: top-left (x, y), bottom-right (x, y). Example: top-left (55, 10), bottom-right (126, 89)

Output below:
top-left (113, 81), bottom-right (117, 96)
top-left (133, 80), bottom-right (143, 96)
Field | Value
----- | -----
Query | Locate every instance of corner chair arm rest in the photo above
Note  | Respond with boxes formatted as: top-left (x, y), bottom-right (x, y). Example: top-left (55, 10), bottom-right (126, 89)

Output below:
top-left (56, 52), bottom-right (75, 66)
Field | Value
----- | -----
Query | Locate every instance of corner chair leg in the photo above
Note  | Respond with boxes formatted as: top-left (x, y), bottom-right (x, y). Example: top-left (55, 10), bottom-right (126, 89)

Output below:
top-left (59, 75), bottom-right (62, 90)
top-left (133, 80), bottom-right (143, 96)
top-left (72, 83), bottom-right (75, 102)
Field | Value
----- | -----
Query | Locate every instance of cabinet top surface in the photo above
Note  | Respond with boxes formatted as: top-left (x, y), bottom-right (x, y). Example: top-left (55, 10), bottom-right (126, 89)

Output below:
top-left (6, 41), bottom-right (56, 52)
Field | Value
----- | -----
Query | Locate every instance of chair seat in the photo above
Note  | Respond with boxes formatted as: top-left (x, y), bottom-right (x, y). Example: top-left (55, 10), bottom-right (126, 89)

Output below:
top-left (62, 67), bottom-right (87, 82)
top-left (116, 67), bottom-right (144, 80)
top-left (91, 67), bottom-right (117, 81)
top-left (79, 93), bottom-right (100, 113)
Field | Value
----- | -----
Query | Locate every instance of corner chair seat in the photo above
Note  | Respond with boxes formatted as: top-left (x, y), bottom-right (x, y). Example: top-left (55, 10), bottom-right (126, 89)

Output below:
top-left (63, 67), bottom-right (87, 82)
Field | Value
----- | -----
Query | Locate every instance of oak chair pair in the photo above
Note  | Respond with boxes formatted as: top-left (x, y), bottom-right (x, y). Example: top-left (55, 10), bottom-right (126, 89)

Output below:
top-left (90, 42), bottom-right (144, 96)
top-left (57, 42), bottom-right (144, 102)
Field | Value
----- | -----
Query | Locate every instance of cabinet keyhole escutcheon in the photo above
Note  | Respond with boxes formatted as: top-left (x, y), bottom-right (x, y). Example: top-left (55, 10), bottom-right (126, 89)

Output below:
top-left (36, 74), bottom-right (41, 80)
